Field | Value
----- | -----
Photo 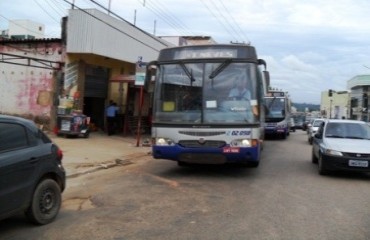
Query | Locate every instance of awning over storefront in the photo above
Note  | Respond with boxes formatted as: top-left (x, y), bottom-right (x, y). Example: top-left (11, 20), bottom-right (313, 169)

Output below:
top-left (110, 74), bottom-right (135, 82)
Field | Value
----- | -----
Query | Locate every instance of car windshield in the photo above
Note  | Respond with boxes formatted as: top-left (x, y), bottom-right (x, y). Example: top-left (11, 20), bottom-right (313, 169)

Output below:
top-left (325, 122), bottom-right (370, 139)
top-left (313, 119), bottom-right (324, 127)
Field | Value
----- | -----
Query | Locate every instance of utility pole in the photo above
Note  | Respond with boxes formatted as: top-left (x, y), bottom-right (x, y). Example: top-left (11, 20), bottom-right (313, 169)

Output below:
top-left (134, 9), bottom-right (137, 25)
top-left (153, 20), bottom-right (156, 35)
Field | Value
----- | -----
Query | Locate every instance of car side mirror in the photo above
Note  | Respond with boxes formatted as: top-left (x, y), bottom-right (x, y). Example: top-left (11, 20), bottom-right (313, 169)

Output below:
top-left (314, 133), bottom-right (322, 139)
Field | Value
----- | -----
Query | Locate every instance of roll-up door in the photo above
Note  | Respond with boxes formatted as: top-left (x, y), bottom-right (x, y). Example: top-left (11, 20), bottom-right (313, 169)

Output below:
top-left (84, 65), bottom-right (109, 98)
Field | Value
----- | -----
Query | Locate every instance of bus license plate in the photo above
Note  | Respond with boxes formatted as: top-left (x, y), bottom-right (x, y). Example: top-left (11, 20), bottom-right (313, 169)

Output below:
top-left (348, 160), bottom-right (368, 168)
top-left (223, 147), bottom-right (240, 153)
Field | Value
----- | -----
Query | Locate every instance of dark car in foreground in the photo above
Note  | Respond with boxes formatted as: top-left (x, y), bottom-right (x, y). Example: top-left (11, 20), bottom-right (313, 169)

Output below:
top-left (312, 119), bottom-right (370, 175)
top-left (0, 115), bottom-right (66, 224)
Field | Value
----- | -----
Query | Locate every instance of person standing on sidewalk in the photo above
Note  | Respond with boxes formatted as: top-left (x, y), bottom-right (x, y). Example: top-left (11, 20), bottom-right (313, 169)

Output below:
top-left (106, 100), bottom-right (119, 135)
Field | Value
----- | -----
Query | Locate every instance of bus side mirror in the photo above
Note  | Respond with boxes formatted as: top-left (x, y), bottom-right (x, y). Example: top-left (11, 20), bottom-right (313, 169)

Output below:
top-left (263, 71), bottom-right (270, 90)
top-left (144, 61), bottom-right (158, 92)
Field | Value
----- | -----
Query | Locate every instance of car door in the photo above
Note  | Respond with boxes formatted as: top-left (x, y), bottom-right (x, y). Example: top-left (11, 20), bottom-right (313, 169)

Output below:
top-left (0, 122), bottom-right (40, 216)
top-left (312, 122), bottom-right (325, 157)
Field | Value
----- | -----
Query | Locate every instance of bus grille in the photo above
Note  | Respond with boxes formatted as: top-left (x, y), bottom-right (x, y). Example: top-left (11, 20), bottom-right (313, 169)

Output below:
top-left (178, 140), bottom-right (226, 148)
top-left (179, 131), bottom-right (226, 136)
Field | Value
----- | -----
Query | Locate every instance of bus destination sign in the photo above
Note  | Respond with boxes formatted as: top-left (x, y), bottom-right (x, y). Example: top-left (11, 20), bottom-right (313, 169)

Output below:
top-left (174, 48), bottom-right (237, 60)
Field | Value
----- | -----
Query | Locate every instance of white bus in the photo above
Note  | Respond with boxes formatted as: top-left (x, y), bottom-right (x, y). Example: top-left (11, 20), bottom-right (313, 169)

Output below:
top-left (144, 44), bottom-right (270, 167)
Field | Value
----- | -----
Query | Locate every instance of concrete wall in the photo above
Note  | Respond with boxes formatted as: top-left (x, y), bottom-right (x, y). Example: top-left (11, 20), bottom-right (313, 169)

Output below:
top-left (0, 40), bottom-right (64, 127)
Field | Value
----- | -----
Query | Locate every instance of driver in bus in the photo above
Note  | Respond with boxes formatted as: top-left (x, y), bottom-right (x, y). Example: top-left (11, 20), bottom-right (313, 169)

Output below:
top-left (228, 77), bottom-right (251, 101)
top-left (227, 77), bottom-right (259, 118)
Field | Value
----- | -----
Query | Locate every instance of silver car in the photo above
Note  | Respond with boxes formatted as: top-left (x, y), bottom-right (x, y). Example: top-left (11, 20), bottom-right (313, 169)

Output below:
top-left (311, 119), bottom-right (370, 175)
top-left (307, 118), bottom-right (324, 144)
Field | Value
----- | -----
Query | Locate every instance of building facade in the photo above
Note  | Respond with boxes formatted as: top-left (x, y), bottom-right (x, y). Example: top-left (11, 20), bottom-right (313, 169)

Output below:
top-left (320, 90), bottom-right (349, 119)
top-left (347, 75), bottom-right (370, 121)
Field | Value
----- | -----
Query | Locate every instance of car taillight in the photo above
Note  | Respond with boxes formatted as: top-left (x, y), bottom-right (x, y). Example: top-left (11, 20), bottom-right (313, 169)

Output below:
top-left (57, 148), bottom-right (63, 161)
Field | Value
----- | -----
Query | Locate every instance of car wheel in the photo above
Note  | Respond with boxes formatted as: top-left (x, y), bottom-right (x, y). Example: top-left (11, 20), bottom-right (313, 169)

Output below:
top-left (83, 129), bottom-right (90, 138)
top-left (311, 148), bottom-right (318, 163)
top-left (177, 161), bottom-right (189, 167)
top-left (318, 154), bottom-right (328, 175)
top-left (26, 179), bottom-right (62, 225)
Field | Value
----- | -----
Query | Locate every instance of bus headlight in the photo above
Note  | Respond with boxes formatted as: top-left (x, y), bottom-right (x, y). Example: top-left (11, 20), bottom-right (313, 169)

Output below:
top-left (156, 138), bottom-right (175, 146)
top-left (241, 139), bottom-right (250, 146)
top-left (230, 139), bottom-right (259, 147)
top-left (231, 139), bottom-right (253, 147)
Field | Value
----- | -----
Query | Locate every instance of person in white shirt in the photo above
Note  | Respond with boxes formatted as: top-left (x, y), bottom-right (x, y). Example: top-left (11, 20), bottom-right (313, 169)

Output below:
top-left (106, 101), bottom-right (119, 135)
top-left (228, 78), bottom-right (251, 101)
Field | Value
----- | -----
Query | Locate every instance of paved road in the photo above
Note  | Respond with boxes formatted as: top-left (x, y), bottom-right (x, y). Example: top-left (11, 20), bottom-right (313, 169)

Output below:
top-left (1, 131), bottom-right (369, 240)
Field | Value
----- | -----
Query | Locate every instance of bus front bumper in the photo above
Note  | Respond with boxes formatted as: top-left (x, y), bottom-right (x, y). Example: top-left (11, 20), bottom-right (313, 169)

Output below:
top-left (152, 144), bottom-right (260, 164)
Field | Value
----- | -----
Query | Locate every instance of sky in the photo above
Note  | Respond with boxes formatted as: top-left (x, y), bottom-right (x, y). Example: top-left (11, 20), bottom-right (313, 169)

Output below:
top-left (1, 0), bottom-right (370, 104)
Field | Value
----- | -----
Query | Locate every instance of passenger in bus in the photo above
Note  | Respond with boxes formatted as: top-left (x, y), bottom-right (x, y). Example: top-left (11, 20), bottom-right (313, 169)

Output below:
top-left (228, 77), bottom-right (251, 101)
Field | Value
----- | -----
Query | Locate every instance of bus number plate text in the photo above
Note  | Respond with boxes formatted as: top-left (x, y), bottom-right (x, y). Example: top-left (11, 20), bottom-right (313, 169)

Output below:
top-left (223, 147), bottom-right (240, 153)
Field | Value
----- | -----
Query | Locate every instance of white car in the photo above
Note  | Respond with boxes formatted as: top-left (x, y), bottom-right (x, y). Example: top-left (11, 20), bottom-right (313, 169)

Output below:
top-left (308, 118), bottom-right (324, 144)
top-left (311, 119), bottom-right (370, 175)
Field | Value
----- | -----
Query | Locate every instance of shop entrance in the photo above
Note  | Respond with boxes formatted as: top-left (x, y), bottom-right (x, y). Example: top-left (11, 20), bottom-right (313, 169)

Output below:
top-left (83, 65), bottom-right (109, 131)
top-left (83, 97), bottom-right (105, 131)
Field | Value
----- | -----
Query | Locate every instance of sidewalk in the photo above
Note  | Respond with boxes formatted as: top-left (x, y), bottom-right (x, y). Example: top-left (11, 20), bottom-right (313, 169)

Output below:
top-left (49, 131), bottom-right (152, 178)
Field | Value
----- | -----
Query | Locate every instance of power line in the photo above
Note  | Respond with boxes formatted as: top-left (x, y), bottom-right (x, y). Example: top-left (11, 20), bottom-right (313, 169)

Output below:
top-left (217, 0), bottom-right (250, 44)
top-left (44, 0), bottom-right (67, 17)
top-left (146, 0), bottom-right (196, 35)
top-left (34, 0), bottom-right (61, 23)
top-left (209, 0), bottom-right (244, 41)
top-left (135, 0), bottom-right (194, 36)
top-left (199, 0), bottom-right (238, 42)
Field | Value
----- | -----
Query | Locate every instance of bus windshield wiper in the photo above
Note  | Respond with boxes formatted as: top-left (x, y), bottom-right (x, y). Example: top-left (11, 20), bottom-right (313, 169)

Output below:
top-left (267, 97), bottom-right (276, 109)
top-left (179, 62), bottom-right (195, 84)
top-left (208, 59), bottom-right (232, 79)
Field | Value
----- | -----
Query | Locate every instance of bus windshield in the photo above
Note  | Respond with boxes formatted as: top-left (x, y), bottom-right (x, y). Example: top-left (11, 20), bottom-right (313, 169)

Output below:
top-left (265, 97), bottom-right (286, 120)
top-left (153, 62), bottom-right (259, 124)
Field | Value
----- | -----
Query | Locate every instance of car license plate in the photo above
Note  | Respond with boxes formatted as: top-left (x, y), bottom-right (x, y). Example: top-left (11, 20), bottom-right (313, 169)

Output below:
top-left (61, 121), bottom-right (71, 131)
top-left (348, 160), bottom-right (369, 168)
